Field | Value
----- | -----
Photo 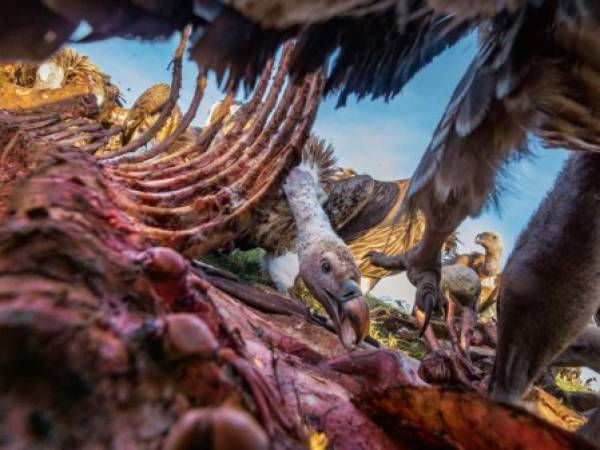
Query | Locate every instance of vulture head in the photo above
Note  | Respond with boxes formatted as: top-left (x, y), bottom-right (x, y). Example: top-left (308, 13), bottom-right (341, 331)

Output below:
top-left (300, 239), bottom-right (369, 348)
top-left (475, 231), bottom-right (503, 255)
top-left (31, 48), bottom-right (120, 109)
top-left (284, 166), bottom-right (369, 348)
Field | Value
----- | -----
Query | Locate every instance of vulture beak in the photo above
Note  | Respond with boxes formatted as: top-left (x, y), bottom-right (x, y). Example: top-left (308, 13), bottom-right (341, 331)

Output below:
top-left (475, 234), bottom-right (483, 244)
top-left (321, 279), bottom-right (369, 348)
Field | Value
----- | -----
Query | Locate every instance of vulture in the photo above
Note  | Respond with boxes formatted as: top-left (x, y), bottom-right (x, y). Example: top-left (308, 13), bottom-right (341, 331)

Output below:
top-left (451, 231), bottom-right (503, 317)
top-left (218, 128), bottom-right (458, 297)
top-left (122, 83), bottom-right (191, 152)
top-left (358, 3), bottom-right (600, 442)
top-left (0, 47), bottom-right (125, 138)
top-left (31, 47), bottom-right (122, 116)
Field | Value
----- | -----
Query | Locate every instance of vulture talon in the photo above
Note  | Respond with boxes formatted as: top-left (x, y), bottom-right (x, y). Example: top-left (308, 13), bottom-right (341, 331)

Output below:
top-left (418, 291), bottom-right (436, 338)
top-left (412, 268), bottom-right (441, 337)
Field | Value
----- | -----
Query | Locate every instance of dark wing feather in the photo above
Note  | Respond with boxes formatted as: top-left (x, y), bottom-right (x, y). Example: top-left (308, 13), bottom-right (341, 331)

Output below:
top-left (191, 2), bottom-right (473, 102)
top-left (335, 179), bottom-right (402, 241)
top-left (454, 69), bottom-right (494, 137)
top-left (189, 6), bottom-right (289, 94)
top-left (324, 174), bottom-right (375, 231)
top-left (404, 3), bottom-right (547, 220)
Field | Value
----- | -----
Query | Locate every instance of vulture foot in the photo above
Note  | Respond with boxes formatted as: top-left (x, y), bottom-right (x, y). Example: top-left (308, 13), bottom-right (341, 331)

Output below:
top-left (368, 249), bottom-right (442, 337)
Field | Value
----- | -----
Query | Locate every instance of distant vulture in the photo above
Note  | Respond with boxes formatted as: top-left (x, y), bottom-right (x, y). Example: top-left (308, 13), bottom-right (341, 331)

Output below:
top-left (451, 231), bottom-right (503, 317)
top-left (122, 83), bottom-right (186, 150)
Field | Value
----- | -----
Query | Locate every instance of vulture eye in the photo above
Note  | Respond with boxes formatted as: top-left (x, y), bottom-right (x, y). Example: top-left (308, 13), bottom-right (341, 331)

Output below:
top-left (492, 235), bottom-right (497, 240)
top-left (321, 260), bottom-right (331, 274)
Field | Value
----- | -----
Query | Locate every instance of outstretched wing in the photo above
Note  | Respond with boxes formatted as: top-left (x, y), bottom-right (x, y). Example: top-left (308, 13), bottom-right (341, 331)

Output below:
top-left (191, 2), bottom-right (473, 103)
top-left (0, 1), bottom-right (485, 107)
top-left (405, 1), bottom-right (600, 220)
top-left (404, 4), bottom-right (539, 220)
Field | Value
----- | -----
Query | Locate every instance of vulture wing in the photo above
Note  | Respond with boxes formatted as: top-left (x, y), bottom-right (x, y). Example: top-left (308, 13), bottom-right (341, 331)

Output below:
top-left (191, 1), bottom-right (474, 103)
top-left (404, 3), bottom-right (543, 220)
top-left (2, 1), bottom-right (472, 105)
top-left (405, 1), bottom-right (600, 220)
top-left (335, 179), bottom-right (405, 242)
top-left (324, 174), bottom-right (375, 232)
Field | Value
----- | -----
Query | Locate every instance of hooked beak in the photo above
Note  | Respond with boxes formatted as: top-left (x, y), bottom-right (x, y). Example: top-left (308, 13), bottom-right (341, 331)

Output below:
top-left (475, 234), bottom-right (483, 244)
top-left (321, 279), bottom-right (369, 348)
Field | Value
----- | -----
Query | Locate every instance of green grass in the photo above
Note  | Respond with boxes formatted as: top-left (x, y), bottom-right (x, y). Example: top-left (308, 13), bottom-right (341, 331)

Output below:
top-left (198, 248), bottom-right (270, 284)
top-left (554, 368), bottom-right (595, 393)
top-left (367, 294), bottom-right (428, 360)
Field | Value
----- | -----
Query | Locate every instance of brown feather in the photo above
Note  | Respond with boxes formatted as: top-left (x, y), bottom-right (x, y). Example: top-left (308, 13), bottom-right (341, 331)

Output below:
top-left (123, 83), bottom-right (182, 144)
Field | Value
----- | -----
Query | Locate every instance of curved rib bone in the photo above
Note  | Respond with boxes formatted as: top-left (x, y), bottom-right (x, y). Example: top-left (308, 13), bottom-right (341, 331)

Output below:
top-left (106, 75), bottom-right (208, 165)
top-left (110, 45), bottom-right (292, 189)
top-left (99, 26), bottom-right (191, 162)
top-left (1, 39), bottom-right (324, 267)
top-left (110, 51), bottom-right (276, 177)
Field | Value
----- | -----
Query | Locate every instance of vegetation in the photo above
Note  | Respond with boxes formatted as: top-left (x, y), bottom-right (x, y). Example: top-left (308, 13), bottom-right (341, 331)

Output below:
top-left (199, 248), bottom-right (271, 284)
top-left (554, 368), bottom-right (596, 394)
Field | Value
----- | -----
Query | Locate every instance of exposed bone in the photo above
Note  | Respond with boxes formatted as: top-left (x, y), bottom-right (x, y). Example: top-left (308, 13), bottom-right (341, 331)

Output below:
top-left (107, 75), bottom-right (208, 165)
top-left (99, 26), bottom-right (191, 162)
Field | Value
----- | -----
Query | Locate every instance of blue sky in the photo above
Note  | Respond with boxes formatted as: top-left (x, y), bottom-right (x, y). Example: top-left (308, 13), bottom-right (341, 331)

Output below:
top-left (74, 33), bottom-right (568, 302)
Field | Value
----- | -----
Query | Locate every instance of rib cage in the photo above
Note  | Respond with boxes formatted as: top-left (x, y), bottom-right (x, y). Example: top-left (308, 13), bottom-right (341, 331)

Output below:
top-left (0, 32), bottom-right (324, 259)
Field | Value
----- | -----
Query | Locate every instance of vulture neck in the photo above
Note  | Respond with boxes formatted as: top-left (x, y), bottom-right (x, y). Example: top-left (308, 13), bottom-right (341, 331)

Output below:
top-left (482, 246), bottom-right (502, 277)
top-left (283, 164), bottom-right (341, 254)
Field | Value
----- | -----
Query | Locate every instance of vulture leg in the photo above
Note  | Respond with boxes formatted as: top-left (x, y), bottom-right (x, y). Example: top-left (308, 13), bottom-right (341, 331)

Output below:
top-left (446, 292), bottom-right (475, 374)
top-left (369, 202), bottom-right (467, 336)
top-left (459, 303), bottom-right (476, 361)
top-left (445, 293), bottom-right (475, 364)
top-left (489, 153), bottom-right (600, 420)
top-left (445, 294), bottom-right (479, 375)
top-left (445, 292), bottom-right (461, 354)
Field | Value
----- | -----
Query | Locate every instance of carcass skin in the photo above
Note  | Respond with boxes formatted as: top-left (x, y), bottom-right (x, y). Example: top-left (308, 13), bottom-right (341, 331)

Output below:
top-left (489, 152), bottom-right (600, 441)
